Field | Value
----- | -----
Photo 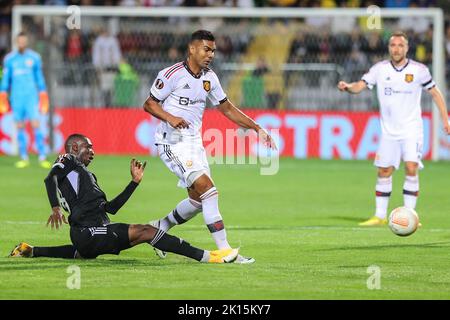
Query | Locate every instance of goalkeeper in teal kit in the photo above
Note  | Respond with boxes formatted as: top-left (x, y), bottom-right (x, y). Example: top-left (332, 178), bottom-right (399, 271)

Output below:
top-left (0, 32), bottom-right (51, 168)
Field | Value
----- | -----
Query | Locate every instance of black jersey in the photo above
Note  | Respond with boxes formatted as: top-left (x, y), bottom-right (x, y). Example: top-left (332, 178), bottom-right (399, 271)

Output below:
top-left (44, 154), bottom-right (138, 227)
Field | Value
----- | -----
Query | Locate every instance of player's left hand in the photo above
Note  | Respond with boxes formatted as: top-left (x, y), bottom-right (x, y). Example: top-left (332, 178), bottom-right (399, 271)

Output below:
top-left (39, 91), bottom-right (49, 114)
top-left (131, 158), bottom-right (147, 183)
top-left (257, 127), bottom-right (277, 150)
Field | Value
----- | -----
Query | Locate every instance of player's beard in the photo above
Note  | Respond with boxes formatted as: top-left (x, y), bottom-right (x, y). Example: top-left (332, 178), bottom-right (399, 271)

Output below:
top-left (391, 54), bottom-right (406, 66)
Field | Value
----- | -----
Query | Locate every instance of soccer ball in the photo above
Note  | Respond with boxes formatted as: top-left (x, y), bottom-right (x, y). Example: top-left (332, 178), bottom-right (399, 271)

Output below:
top-left (388, 207), bottom-right (420, 237)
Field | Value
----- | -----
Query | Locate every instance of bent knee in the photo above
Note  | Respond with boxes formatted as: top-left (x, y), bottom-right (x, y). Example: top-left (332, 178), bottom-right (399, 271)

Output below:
top-left (192, 176), bottom-right (215, 194)
top-left (405, 163), bottom-right (418, 175)
top-left (129, 224), bottom-right (158, 242)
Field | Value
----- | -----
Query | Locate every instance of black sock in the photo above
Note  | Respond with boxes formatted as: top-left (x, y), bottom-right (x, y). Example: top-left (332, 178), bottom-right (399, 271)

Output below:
top-left (151, 230), bottom-right (204, 262)
top-left (33, 245), bottom-right (77, 259)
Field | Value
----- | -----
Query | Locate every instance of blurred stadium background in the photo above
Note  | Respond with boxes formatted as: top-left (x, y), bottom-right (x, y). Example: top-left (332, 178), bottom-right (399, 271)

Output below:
top-left (0, 0), bottom-right (449, 160)
top-left (2, 1), bottom-right (450, 300)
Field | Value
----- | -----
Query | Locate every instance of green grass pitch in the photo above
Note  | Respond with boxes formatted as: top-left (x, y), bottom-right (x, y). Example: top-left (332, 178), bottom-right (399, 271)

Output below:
top-left (1, 155), bottom-right (450, 299)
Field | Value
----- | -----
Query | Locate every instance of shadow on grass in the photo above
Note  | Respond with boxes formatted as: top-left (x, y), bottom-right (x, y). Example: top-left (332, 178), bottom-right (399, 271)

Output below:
top-left (319, 241), bottom-right (450, 251)
top-left (0, 257), bottom-right (184, 271)
top-left (328, 216), bottom-right (366, 223)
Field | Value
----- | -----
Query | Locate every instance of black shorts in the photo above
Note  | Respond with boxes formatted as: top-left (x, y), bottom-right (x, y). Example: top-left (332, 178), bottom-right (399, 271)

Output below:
top-left (70, 223), bottom-right (131, 259)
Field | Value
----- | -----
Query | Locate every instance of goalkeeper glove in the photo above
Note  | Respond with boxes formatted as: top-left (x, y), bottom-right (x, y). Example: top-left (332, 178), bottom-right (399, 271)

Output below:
top-left (39, 91), bottom-right (49, 114)
top-left (0, 92), bottom-right (9, 114)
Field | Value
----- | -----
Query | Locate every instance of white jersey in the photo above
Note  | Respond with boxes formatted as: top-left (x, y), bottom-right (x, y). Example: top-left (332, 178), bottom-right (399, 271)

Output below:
top-left (149, 61), bottom-right (227, 144)
top-left (361, 59), bottom-right (435, 140)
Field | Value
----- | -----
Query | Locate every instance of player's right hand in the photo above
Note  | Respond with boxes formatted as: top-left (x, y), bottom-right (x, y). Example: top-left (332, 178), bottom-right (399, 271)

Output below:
top-left (0, 92), bottom-right (10, 114)
top-left (168, 115), bottom-right (190, 129)
top-left (46, 206), bottom-right (68, 230)
top-left (258, 128), bottom-right (277, 150)
top-left (444, 121), bottom-right (450, 135)
top-left (337, 81), bottom-right (350, 92)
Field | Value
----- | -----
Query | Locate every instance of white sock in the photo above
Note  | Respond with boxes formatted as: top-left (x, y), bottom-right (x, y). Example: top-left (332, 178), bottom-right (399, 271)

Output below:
top-left (200, 250), bottom-right (210, 263)
top-left (375, 176), bottom-right (392, 219)
top-left (200, 187), bottom-right (231, 250)
top-left (403, 175), bottom-right (419, 209)
top-left (157, 198), bottom-right (202, 232)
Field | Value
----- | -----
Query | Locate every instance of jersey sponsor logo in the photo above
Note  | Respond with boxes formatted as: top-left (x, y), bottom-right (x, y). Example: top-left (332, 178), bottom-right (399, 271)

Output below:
top-left (178, 96), bottom-right (205, 106)
top-left (189, 98), bottom-right (206, 105)
top-left (179, 97), bottom-right (189, 105)
top-left (203, 80), bottom-right (211, 92)
top-left (405, 74), bottom-right (414, 83)
top-left (385, 87), bottom-right (412, 95)
top-left (393, 89), bottom-right (413, 94)
top-left (155, 78), bottom-right (164, 89)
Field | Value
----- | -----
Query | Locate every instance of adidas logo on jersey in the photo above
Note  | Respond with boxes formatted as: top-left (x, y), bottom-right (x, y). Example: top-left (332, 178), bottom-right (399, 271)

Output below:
top-left (182, 83), bottom-right (191, 89)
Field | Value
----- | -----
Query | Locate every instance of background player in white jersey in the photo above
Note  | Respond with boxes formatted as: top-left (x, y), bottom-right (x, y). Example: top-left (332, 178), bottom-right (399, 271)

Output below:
top-left (143, 30), bottom-right (276, 263)
top-left (337, 31), bottom-right (450, 226)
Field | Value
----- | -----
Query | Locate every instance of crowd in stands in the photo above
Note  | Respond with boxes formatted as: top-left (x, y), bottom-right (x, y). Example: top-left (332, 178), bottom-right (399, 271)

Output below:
top-left (0, 0), bottom-right (449, 107)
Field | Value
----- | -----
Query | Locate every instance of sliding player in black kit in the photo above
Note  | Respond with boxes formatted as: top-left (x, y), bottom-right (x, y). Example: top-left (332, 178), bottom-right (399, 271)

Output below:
top-left (10, 133), bottom-right (239, 263)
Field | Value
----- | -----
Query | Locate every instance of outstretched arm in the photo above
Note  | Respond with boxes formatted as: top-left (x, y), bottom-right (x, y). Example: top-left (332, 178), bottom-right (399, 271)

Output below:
top-left (428, 86), bottom-right (450, 134)
top-left (337, 80), bottom-right (367, 94)
top-left (103, 159), bottom-right (147, 214)
top-left (218, 100), bottom-right (277, 149)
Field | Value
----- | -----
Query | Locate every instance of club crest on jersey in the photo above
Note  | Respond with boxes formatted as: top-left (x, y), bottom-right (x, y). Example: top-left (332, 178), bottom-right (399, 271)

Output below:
top-left (203, 80), bottom-right (211, 92)
top-left (405, 74), bottom-right (414, 83)
top-left (155, 79), bottom-right (164, 89)
top-left (25, 59), bottom-right (33, 67)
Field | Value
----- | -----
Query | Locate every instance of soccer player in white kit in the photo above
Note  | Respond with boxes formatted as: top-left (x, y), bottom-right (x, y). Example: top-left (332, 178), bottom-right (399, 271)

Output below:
top-left (338, 31), bottom-right (450, 226)
top-left (143, 30), bottom-right (276, 263)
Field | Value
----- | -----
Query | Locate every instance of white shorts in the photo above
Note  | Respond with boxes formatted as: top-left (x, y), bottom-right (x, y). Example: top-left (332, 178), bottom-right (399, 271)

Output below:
top-left (157, 141), bottom-right (211, 188)
top-left (374, 136), bottom-right (424, 170)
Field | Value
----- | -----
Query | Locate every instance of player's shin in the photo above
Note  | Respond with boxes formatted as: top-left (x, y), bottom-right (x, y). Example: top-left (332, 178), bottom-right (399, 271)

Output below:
top-left (17, 127), bottom-right (28, 160)
top-left (156, 198), bottom-right (202, 231)
top-left (200, 187), bottom-right (231, 250)
top-left (34, 128), bottom-right (46, 160)
top-left (150, 229), bottom-right (206, 262)
top-left (33, 245), bottom-right (77, 259)
top-left (403, 175), bottom-right (419, 209)
top-left (375, 176), bottom-right (392, 219)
